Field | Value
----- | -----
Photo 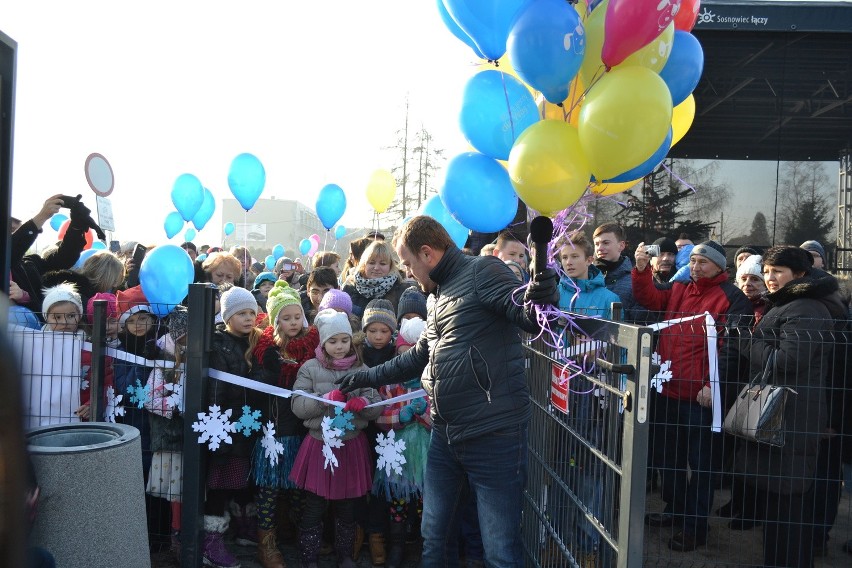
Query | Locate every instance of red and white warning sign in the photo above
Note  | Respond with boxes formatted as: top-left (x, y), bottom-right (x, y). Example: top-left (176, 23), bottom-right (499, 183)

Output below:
top-left (550, 364), bottom-right (570, 415)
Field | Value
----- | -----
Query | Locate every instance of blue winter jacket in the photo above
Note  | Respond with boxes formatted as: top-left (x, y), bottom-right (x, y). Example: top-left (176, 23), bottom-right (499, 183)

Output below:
top-left (594, 256), bottom-right (639, 321)
top-left (557, 265), bottom-right (621, 319)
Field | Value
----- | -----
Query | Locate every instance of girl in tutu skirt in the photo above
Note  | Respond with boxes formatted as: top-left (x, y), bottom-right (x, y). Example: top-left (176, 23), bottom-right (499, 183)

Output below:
top-left (251, 281), bottom-right (318, 568)
top-left (289, 309), bottom-right (382, 568)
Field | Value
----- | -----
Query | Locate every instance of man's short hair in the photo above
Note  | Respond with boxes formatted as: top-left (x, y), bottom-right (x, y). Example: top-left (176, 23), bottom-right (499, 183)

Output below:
top-left (393, 216), bottom-right (453, 254)
top-left (313, 251), bottom-right (340, 268)
top-left (307, 267), bottom-right (339, 289)
top-left (480, 243), bottom-right (496, 257)
top-left (181, 241), bottom-right (197, 252)
top-left (557, 231), bottom-right (593, 258)
top-left (593, 222), bottom-right (626, 242)
top-left (495, 230), bottom-right (522, 250)
top-left (367, 231), bottom-right (385, 241)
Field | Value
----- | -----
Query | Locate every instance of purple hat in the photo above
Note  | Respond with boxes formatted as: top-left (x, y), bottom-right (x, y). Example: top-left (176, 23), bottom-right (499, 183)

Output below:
top-left (318, 289), bottom-right (352, 315)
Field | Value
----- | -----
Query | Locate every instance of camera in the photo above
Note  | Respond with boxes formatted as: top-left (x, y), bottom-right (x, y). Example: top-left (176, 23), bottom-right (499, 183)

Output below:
top-left (282, 263), bottom-right (295, 271)
top-left (644, 244), bottom-right (660, 257)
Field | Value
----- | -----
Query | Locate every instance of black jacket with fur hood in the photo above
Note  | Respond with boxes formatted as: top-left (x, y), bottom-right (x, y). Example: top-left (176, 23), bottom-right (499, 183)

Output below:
top-left (736, 271), bottom-right (847, 494)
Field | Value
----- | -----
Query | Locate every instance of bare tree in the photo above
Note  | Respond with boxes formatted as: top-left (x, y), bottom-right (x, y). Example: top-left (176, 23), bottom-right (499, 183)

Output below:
top-left (776, 161), bottom-right (834, 245)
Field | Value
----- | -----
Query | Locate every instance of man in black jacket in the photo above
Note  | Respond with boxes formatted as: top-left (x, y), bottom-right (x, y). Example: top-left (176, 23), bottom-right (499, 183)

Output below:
top-left (338, 215), bottom-right (558, 568)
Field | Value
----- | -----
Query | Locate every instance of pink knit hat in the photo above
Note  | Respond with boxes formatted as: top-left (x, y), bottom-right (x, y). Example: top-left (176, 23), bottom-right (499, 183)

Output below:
top-left (86, 292), bottom-right (119, 324)
top-left (318, 289), bottom-right (352, 315)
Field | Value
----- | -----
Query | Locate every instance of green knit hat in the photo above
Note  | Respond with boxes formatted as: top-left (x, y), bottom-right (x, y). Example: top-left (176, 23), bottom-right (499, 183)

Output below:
top-left (266, 280), bottom-right (303, 325)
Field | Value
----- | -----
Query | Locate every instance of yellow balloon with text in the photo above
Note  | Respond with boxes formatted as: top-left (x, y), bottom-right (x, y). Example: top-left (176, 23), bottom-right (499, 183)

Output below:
top-left (591, 178), bottom-right (642, 196)
top-left (579, 0), bottom-right (675, 87)
top-left (671, 94), bottom-right (696, 146)
top-left (508, 120), bottom-right (591, 216)
top-left (365, 169), bottom-right (396, 213)
top-left (578, 67), bottom-right (673, 181)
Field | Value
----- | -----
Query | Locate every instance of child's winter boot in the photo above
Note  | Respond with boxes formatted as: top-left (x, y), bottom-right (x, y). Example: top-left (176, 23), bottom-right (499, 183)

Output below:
top-left (257, 527), bottom-right (286, 568)
top-left (202, 514), bottom-right (241, 568)
top-left (335, 519), bottom-right (358, 568)
top-left (298, 524), bottom-right (323, 568)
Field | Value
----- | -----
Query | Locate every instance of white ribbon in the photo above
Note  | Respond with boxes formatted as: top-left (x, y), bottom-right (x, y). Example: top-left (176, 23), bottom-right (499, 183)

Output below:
top-left (648, 312), bottom-right (722, 432)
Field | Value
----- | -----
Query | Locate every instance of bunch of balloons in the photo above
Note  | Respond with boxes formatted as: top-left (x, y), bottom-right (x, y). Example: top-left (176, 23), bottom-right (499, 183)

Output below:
top-left (298, 234), bottom-right (321, 257)
top-left (436, 0), bottom-right (704, 217)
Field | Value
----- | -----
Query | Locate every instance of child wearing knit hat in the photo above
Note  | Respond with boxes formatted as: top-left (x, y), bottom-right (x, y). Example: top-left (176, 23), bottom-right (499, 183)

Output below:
top-left (395, 288), bottom-right (427, 356)
top-left (361, 299), bottom-right (397, 368)
top-left (42, 282), bottom-right (84, 333)
top-left (248, 280), bottom-right (320, 565)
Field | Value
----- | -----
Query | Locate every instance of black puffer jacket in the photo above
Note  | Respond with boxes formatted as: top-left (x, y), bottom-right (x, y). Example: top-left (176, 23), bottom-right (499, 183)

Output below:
top-left (208, 326), bottom-right (264, 459)
top-left (736, 272), bottom-right (846, 494)
top-left (363, 245), bottom-right (540, 443)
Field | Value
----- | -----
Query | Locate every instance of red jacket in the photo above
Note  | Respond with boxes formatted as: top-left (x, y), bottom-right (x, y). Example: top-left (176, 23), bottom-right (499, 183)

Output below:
top-left (632, 267), bottom-right (753, 401)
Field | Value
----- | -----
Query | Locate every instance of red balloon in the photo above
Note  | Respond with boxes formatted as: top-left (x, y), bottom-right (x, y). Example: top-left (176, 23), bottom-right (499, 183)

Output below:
top-left (601, 0), bottom-right (682, 68)
top-left (675, 0), bottom-right (700, 31)
top-left (57, 219), bottom-right (95, 250)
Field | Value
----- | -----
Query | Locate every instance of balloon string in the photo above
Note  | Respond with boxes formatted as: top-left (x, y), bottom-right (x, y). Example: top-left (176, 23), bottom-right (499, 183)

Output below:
top-left (661, 162), bottom-right (697, 193)
top-left (565, 65), bottom-right (606, 117)
top-left (499, 70), bottom-right (516, 141)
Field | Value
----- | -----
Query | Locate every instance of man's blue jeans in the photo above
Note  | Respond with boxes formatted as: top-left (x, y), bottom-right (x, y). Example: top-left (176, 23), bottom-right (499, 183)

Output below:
top-left (421, 424), bottom-right (528, 568)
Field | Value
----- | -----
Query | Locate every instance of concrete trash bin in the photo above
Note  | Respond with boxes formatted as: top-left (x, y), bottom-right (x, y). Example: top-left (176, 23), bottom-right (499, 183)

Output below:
top-left (27, 422), bottom-right (151, 568)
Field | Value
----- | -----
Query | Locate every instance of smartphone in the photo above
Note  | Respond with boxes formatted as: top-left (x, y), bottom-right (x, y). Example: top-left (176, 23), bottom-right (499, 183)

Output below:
top-left (109, 240), bottom-right (121, 253)
top-left (125, 244), bottom-right (147, 288)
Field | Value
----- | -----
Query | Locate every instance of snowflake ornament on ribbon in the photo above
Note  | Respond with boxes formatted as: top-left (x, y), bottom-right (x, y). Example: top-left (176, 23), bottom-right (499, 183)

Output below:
top-left (331, 407), bottom-right (355, 432)
top-left (650, 352), bottom-right (673, 393)
top-left (164, 382), bottom-right (184, 414)
top-left (320, 416), bottom-right (344, 473)
top-left (81, 378), bottom-right (90, 392)
top-left (260, 421), bottom-right (285, 467)
top-left (104, 386), bottom-right (125, 423)
top-left (192, 404), bottom-right (237, 451)
top-left (235, 405), bottom-right (262, 437)
top-left (375, 430), bottom-right (407, 476)
top-left (127, 379), bottom-right (152, 409)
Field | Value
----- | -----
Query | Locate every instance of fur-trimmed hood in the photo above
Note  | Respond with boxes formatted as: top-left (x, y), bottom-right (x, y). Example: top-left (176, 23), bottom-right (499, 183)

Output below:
top-left (766, 271), bottom-right (847, 320)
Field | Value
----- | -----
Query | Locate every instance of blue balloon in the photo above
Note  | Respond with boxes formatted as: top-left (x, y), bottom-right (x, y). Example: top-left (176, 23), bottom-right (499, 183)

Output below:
top-left (224, 222), bottom-right (235, 236)
top-left (9, 305), bottom-right (41, 330)
top-left (164, 211), bottom-right (184, 239)
top-left (460, 70), bottom-right (539, 160)
top-left (604, 129), bottom-right (672, 183)
top-left (228, 153), bottom-right (266, 210)
top-left (659, 31), bottom-right (704, 106)
top-left (196, 253), bottom-right (208, 262)
top-left (50, 214), bottom-right (68, 232)
top-left (334, 225), bottom-right (346, 240)
top-left (508, 0), bottom-right (584, 104)
top-left (440, 153), bottom-right (517, 233)
top-left (272, 244), bottom-right (285, 260)
top-left (73, 249), bottom-right (99, 269)
top-left (192, 187), bottom-right (216, 231)
top-left (421, 195), bottom-right (469, 249)
top-left (436, 0), bottom-right (485, 58)
top-left (90, 241), bottom-right (107, 250)
top-left (443, 0), bottom-right (533, 61)
top-left (184, 228), bottom-right (196, 242)
top-left (299, 239), bottom-right (311, 256)
top-left (316, 184), bottom-right (347, 230)
top-left (171, 173), bottom-right (205, 222)
top-left (265, 255), bottom-right (276, 270)
top-left (139, 245), bottom-right (194, 317)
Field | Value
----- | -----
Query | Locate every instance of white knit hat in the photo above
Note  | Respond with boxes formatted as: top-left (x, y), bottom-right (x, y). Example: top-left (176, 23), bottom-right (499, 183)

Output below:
top-left (736, 254), bottom-right (763, 280)
top-left (42, 282), bottom-right (83, 317)
top-left (314, 308), bottom-right (353, 345)
top-left (220, 286), bottom-right (257, 323)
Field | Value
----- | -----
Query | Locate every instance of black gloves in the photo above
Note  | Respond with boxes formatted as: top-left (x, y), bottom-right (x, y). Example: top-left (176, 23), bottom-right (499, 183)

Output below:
top-left (524, 268), bottom-right (559, 306)
top-left (62, 194), bottom-right (106, 239)
top-left (335, 369), bottom-right (375, 394)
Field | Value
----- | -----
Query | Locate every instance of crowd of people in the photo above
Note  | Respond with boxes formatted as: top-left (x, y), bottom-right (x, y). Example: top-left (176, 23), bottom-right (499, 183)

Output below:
top-left (6, 193), bottom-right (852, 568)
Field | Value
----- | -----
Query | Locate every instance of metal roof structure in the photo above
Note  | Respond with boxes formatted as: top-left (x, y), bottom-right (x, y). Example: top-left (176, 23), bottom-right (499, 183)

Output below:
top-left (670, 0), bottom-right (852, 161)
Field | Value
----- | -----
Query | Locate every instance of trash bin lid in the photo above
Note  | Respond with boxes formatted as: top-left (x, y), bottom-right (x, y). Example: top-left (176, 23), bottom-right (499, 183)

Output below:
top-left (27, 422), bottom-right (139, 455)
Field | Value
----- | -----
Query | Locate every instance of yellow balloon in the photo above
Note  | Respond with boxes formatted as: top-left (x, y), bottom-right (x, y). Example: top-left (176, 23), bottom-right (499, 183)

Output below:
top-left (508, 120), bottom-right (591, 216)
top-left (537, 77), bottom-right (584, 127)
top-left (579, 0), bottom-right (675, 87)
top-left (578, 67), bottom-right (672, 181)
top-left (591, 178), bottom-right (642, 196)
top-left (671, 94), bottom-right (696, 146)
top-left (365, 169), bottom-right (396, 213)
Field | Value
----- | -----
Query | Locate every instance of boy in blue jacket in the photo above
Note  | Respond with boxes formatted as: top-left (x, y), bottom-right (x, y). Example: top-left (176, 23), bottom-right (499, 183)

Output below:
top-left (557, 231), bottom-right (620, 319)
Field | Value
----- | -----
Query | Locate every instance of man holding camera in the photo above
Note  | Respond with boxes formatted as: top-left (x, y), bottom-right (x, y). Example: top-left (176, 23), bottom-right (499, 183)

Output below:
top-left (648, 237), bottom-right (679, 286)
top-left (633, 240), bottom-right (752, 552)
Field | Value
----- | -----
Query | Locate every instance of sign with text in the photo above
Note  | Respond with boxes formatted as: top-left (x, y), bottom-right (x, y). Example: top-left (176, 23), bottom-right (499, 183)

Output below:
top-left (550, 364), bottom-right (569, 415)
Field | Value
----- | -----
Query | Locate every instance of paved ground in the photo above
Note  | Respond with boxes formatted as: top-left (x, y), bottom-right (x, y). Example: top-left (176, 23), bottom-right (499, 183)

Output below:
top-left (152, 489), bottom-right (851, 567)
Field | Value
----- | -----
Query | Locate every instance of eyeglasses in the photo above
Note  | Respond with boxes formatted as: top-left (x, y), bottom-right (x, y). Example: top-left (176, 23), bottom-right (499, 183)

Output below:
top-left (47, 312), bottom-right (81, 322)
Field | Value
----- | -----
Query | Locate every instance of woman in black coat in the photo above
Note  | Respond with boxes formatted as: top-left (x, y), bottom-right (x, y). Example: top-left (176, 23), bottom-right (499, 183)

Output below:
top-left (735, 246), bottom-right (847, 567)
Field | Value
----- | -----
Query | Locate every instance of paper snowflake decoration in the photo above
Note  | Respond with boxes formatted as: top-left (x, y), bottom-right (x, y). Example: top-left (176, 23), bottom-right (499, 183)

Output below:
top-left (650, 352), bottom-right (673, 393)
top-left (235, 405), bottom-right (262, 437)
top-left (127, 379), bottom-right (152, 409)
top-left (261, 421), bottom-right (285, 467)
top-left (164, 382), bottom-right (184, 414)
top-left (80, 365), bottom-right (91, 389)
top-left (192, 404), bottom-right (237, 451)
top-left (321, 416), bottom-right (344, 473)
top-left (375, 430), bottom-right (407, 476)
top-left (104, 386), bottom-right (125, 423)
top-left (331, 407), bottom-right (355, 432)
